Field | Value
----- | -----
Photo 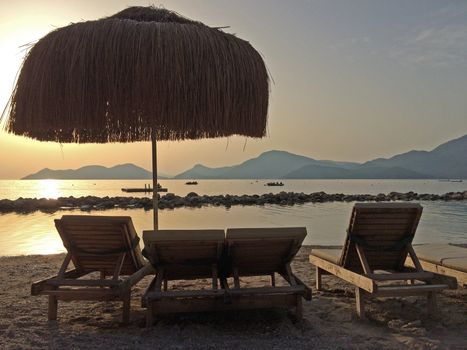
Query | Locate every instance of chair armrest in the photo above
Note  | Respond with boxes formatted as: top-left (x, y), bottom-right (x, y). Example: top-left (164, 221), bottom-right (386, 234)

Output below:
top-left (31, 269), bottom-right (85, 295)
top-left (121, 264), bottom-right (156, 290)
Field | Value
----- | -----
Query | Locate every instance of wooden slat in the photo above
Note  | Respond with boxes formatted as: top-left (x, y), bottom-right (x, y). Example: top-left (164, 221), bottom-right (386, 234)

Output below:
top-left (351, 236), bottom-right (408, 242)
top-left (58, 253), bottom-right (72, 277)
top-left (405, 259), bottom-right (462, 288)
top-left (356, 218), bottom-right (413, 224)
top-left (146, 293), bottom-right (298, 315)
top-left (375, 284), bottom-right (448, 297)
top-left (56, 216), bottom-right (143, 275)
top-left (309, 254), bottom-right (376, 293)
top-left (406, 244), bottom-right (424, 271)
top-left (354, 223), bottom-right (410, 230)
top-left (284, 264), bottom-right (296, 286)
top-left (365, 272), bottom-right (434, 281)
top-left (355, 245), bottom-right (372, 274)
top-left (45, 290), bottom-right (122, 301)
top-left (146, 289), bottom-right (225, 300)
top-left (155, 246), bottom-right (218, 253)
top-left (227, 285), bottom-right (305, 296)
top-left (351, 229), bottom-right (407, 235)
top-left (46, 279), bottom-right (121, 287)
top-left (230, 247), bottom-right (291, 256)
top-left (113, 253), bottom-right (126, 280)
top-left (229, 240), bottom-right (298, 248)
top-left (31, 269), bottom-right (86, 295)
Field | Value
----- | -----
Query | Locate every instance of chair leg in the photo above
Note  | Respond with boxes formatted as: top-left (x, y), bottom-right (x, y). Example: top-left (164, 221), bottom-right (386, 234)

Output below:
top-left (427, 292), bottom-right (438, 316)
top-left (48, 295), bottom-right (58, 321)
top-left (355, 288), bottom-right (366, 319)
top-left (146, 305), bottom-right (154, 327)
top-left (100, 272), bottom-right (106, 289)
top-left (316, 267), bottom-right (322, 291)
top-left (122, 293), bottom-right (131, 325)
top-left (295, 295), bottom-right (303, 319)
top-left (233, 267), bottom-right (240, 289)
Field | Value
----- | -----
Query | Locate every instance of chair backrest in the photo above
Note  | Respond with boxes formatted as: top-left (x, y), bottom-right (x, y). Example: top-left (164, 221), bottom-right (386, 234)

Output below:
top-left (55, 215), bottom-right (146, 275)
top-left (142, 229), bottom-right (225, 280)
top-left (225, 227), bottom-right (307, 276)
top-left (339, 203), bottom-right (423, 272)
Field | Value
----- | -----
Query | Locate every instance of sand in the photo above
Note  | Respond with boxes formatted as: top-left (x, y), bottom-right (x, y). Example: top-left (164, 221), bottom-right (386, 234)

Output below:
top-left (0, 248), bottom-right (465, 350)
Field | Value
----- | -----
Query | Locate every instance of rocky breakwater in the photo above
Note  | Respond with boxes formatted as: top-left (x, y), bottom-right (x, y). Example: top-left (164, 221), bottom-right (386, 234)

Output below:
top-left (0, 191), bottom-right (466, 214)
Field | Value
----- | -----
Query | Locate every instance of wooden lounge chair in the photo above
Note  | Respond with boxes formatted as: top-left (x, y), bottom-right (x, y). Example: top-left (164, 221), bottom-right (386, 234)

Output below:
top-left (309, 203), bottom-right (455, 318)
top-left (31, 215), bottom-right (154, 324)
top-left (142, 229), bottom-right (226, 326)
top-left (223, 227), bottom-right (311, 318)
top-left (406, 244), bottom-right (467, 287)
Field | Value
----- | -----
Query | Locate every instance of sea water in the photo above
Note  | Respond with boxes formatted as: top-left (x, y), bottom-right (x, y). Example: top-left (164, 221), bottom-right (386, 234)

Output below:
top-left (0, 179), bottom-right (465, 256)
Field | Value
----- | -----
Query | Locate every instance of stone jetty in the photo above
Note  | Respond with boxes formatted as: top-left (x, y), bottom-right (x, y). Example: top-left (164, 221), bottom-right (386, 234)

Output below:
top-left (0, 190), bottom-right (466, 214)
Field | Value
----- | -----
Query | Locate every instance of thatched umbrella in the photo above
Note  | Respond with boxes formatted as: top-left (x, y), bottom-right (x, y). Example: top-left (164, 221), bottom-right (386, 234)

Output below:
top-left (2, 6), bottom-right (269, 229)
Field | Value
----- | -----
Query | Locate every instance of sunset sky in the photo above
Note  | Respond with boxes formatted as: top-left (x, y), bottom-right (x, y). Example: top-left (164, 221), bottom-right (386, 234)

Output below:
top-left (1, 0), bottom-right (466, 179)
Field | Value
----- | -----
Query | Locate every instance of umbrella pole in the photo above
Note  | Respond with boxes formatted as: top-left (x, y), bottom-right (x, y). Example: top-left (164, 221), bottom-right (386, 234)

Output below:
top-left (151, 134), bottom-right (158, 230)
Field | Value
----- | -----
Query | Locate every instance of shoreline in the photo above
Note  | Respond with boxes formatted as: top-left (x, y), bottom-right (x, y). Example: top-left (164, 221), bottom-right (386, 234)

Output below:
top-left (0, 190), bottom-right (466, 214)
top-left (1, 249), bottom-right (465, 349)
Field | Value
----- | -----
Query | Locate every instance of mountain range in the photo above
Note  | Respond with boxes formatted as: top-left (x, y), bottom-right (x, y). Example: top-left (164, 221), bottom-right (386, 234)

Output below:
top-left (175, 134), bottom-right (467, 179)
top-left (22, 164), bottom-right (169, 180)
top-left (22, 134), bottom-right (467, 179)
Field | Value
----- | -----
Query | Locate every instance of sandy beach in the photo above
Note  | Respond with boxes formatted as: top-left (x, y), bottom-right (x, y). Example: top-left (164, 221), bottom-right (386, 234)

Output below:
top-left (0, 247), bottom-right (465, 350)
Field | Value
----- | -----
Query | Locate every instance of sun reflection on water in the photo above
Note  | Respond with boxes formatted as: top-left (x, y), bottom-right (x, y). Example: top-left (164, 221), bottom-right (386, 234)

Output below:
top-left (37, 179), bottom-right (60, 199)
top-left (31, 231), bottom-right (65, 255)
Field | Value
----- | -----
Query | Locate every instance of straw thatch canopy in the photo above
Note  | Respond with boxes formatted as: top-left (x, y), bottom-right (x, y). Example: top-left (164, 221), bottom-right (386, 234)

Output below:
top-left (3, 6), bottom-right (269, 143)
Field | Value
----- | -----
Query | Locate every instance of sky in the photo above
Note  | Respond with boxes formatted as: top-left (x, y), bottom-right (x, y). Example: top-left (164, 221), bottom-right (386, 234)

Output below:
top-left (0, 0), bottom-right (466, 178)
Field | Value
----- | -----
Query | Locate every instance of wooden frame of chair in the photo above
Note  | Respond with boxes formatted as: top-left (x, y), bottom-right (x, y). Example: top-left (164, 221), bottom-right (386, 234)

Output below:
top-left (142, 230), bottom-right (226, 326)
top-left (31, 216), bottom-right (154, 324)
top-left (309, 203), bottom-right (456, 319)
top-left (311, 243), bottom-right (456, 318)
top-left (404, 247), bottom-right (467, 287)
top-left (223, 228), bottom-right (312, 318)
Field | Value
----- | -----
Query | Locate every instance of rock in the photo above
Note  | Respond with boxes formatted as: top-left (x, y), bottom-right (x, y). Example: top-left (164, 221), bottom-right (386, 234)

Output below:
top-left (404, 320), bottom-right (422, 328)
top-left (388, 319), bottom-right (405, 329)
top-left (163, 193), bottom-right (176, 200)
top-left (449, 193), bottom-right (463, 200)
top-left (1, 189), bottom-right (466, 214)
top-left (375, 193), bottom-right (386, 201)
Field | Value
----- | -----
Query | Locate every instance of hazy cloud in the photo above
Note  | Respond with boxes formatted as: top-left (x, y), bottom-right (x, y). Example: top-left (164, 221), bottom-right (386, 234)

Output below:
top-left (390, 4), bottom-right (467, 67)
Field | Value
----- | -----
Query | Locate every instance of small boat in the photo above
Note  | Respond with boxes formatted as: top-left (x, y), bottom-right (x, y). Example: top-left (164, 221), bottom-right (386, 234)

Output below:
top-left (121, 183), bottom-right (168, 193)
top-left (265, 182), bottom-right (284, 187)
top-left (185, 181), bottom-right (198, 185)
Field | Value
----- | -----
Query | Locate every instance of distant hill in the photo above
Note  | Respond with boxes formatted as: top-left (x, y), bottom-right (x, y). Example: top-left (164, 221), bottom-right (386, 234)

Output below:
top-left (175, 134), bottom-right (467, 179)
top-left (363, 134), bottom-right (467, 178)
top-left (174, 150), bottom-right (360, 179)
top-left (22, 164), bottom-right (169, 180)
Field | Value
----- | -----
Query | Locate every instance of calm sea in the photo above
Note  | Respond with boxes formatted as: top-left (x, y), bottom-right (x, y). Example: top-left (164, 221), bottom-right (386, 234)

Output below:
top-left (0, 179), bottom-right (466, 256)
